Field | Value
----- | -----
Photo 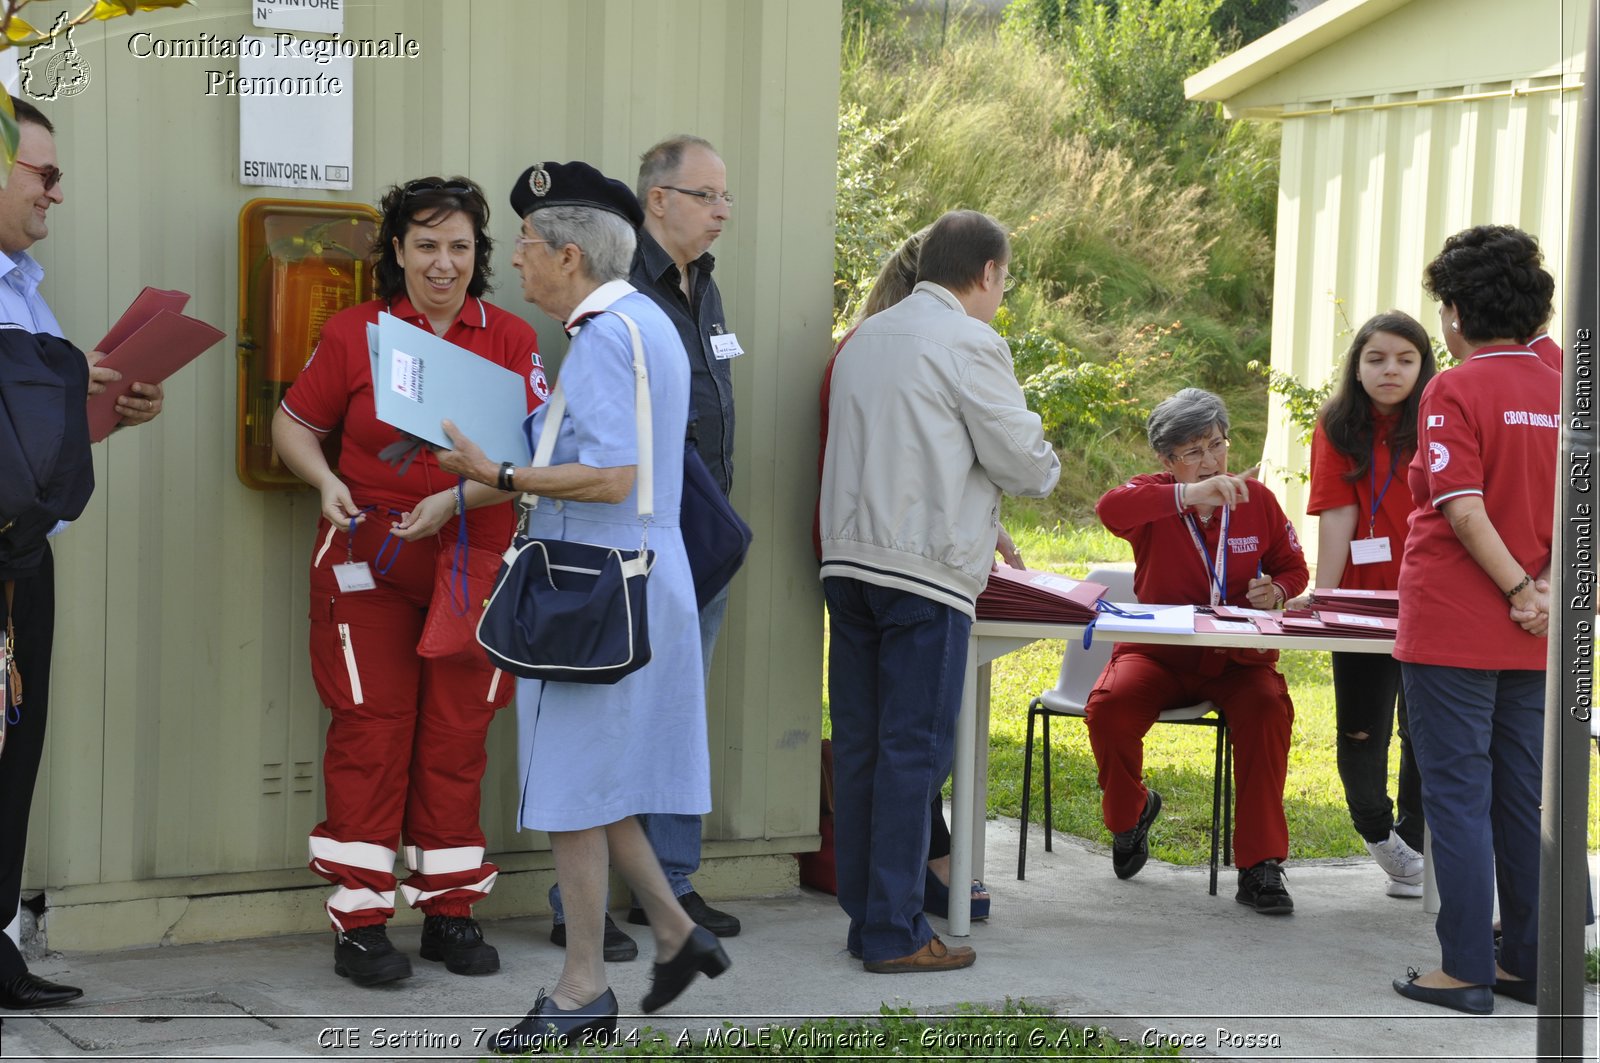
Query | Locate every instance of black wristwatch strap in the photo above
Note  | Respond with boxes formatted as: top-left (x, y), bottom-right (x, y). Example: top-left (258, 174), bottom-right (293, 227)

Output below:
top-left (497, 462), bottom-right (516, 492)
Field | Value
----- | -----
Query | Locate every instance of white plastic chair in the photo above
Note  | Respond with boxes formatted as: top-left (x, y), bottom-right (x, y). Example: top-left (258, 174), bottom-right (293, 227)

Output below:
top-left (1016, 567), bottom-right (1234, 894)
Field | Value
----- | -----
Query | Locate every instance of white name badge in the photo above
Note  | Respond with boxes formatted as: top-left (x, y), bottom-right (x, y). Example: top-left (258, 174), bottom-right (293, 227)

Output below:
top-left (710, 332), bottom-right (744, 360)
top-left (333, 561), bottom-right (377, 592)
top-left (1350, 537), bottom-right (1393, 565)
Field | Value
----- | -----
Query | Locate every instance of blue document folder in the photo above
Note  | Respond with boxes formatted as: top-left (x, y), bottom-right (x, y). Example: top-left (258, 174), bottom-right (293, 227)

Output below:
top-left (372, 311), bottom-right (530, 466)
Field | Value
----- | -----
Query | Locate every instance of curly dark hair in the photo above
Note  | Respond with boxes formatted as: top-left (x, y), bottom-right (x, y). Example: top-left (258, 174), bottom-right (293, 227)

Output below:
top-left (371, 176), bottom-right (494, 301)
top-left (1319, 311), bottom-right (1437, 481)
top-left (1422, 224), bottom-right (1554, 343)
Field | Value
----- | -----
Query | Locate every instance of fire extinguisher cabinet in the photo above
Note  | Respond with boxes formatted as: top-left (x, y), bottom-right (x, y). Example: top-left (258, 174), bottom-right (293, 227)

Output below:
top-left (236, 199), bottom-right (381, 491)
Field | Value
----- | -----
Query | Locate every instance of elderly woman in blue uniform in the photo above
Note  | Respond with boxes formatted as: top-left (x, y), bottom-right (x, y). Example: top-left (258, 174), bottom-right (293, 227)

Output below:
top-left (435, 161), bottom-right (730, 1052)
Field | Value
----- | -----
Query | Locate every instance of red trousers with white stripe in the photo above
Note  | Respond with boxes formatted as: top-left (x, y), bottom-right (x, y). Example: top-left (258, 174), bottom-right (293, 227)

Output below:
top-left (305, 515), bottom-right (513, 931)
top-left (1084, 647), bottom-right (1293, 871)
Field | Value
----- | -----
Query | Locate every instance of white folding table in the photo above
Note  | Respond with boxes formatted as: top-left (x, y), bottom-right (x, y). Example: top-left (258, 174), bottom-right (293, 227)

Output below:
top-left (944, 614), bottom-right (1398, 935)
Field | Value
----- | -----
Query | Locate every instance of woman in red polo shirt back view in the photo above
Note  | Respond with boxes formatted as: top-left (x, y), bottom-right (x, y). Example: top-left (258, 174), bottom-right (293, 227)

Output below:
top-left (1303, 312), bottom-right (1436, 899)
top-left (1389, 225), bottom-right (1558, 1015)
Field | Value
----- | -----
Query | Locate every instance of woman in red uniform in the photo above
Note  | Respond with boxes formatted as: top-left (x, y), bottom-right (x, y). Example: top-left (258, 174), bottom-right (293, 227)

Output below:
top-left (1086, 387), bottom-right (1307, 914)
top-left (271, 177), bottom-right (543, 986)
top-left (1390, 225), bottom-right (1557, 1014)
top-left (1301, 312), bottom-right (1436, 898)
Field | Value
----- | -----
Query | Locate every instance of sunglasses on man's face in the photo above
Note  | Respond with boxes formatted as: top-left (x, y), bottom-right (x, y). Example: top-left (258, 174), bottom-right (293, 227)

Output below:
top-left (14, 160), bottom-right (61, 192)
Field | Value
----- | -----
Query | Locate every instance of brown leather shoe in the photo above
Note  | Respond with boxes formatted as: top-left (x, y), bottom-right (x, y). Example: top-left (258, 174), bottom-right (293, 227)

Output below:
top-left (862, 935), bottom-right (976, 974)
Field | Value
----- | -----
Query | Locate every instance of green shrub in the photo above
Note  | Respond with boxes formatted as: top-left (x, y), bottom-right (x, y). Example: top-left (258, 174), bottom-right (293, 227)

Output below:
top-left (837, 7), bottom-right (1280, 519)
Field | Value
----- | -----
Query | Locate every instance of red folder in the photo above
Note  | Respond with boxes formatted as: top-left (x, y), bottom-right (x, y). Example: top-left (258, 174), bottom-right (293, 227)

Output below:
top-left (86, 289), bottom-right (224, 442)
top-left (1315, 610), bottom-right (1399, 635)
top-left (1197, 612), bottom-right (1283, 636)
top-left (1280, 614), bottom-right (1383, 638)
top-left (976, 566), bottom-right (1108, 622)
top-left (1309, 588), bottom-right (1399, 617)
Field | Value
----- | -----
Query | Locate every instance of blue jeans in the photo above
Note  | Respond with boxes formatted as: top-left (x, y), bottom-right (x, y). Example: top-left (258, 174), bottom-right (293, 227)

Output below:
top-left (1402, 662), bottom-right (1544, 984)
top-left (823, 576), bottom-right (971, 963)
top-left (550, 584), bottom-right (728, 922)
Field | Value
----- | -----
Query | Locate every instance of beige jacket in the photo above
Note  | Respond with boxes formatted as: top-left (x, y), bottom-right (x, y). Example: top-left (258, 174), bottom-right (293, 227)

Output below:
top-left (819, 282), bottom-right (1060, 616)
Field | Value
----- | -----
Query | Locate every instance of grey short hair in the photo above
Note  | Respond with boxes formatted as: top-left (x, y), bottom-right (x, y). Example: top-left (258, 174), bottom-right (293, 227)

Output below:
top-left (1147, 387), bottom-right (1230, 455)
top-left (636, 134), bottom-right (717, 202)
top-left (527, 205), bottom-right (637, 283)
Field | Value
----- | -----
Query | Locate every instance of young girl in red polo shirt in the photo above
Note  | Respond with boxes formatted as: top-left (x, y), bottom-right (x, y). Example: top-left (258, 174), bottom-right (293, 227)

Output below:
top-left (1302, 311), bottom-right (1437, 897)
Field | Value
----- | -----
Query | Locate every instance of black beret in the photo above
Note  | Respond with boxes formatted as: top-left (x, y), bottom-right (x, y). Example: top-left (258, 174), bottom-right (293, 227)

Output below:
top-left (510, 161), bottom-right (643, 227)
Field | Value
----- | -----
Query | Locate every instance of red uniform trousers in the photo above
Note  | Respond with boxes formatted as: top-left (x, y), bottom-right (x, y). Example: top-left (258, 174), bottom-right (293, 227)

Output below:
top-left (1084, 646), bottom-right (1293, 870)
top-left (305, 514), bottom-right (513, 931)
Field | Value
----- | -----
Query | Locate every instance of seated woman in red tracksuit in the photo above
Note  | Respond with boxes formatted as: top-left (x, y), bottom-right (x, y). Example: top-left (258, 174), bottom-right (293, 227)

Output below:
top-left (1086, 387), bottom-right (1308, 914)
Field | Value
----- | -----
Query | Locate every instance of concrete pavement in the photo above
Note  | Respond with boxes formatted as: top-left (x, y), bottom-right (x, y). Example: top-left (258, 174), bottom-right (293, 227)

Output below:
top-left (3, 812), bottom-right (1595, 1061)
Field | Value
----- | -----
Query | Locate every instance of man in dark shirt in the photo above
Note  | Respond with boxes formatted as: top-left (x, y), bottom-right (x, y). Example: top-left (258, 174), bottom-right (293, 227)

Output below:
top-left (546, 135), bottom-right (743, 959)
top-left (625, 134), bottom-right (742, 938)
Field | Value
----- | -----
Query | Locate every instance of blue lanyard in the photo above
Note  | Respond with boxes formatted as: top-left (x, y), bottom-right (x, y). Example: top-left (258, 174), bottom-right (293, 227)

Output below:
top-left (1367, 441), bottom-right (1399, 539)
top-left (1081, 598), bottom-right (1156, 650)
top-left (346, 505), bottom-right (407, 575)
top-left (1183, 506), bottom-right (1229, 605)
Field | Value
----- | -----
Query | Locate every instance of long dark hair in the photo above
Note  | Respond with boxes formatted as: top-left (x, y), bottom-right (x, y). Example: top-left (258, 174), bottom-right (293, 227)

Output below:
top-left (371, 176), bottom-right (494, 301)
top-left (1320, 310), bottom-right (1436, 481)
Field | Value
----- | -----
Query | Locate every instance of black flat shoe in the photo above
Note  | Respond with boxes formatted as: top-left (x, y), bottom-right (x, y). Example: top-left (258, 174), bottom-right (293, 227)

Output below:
top-left (490, 987), bottom-right (618, 1055)
top-left (640, 926), bottom-right (731, 1014)
top-left (1392, 968), bottom-right (1493, 1015)
top-left (0, 972), bottom-right (83, 1010)
top-left (1493, 977), bottom-right (1537, 1005)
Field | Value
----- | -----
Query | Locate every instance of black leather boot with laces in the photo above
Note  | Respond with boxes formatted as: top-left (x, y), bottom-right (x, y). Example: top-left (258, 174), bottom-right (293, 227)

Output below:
top-left (420, 915), bottom-right (500, 975)
top-left (333, 923), bottom-right (412, 986)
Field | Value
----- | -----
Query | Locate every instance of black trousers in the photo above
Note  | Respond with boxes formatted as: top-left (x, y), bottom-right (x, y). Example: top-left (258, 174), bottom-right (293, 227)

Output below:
top-left (1331, 649), bottom-right (1424, 851)
top-left (927, 794), bottom-right (950, 862)
top-left (0, 544), bottom-right (52, 979)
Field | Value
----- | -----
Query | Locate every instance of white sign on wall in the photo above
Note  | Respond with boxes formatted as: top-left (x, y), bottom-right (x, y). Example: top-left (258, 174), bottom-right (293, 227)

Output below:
top-left (238, 35), bottom-right (353, 190)
top-left (252, 0), bottom-right (344, 36)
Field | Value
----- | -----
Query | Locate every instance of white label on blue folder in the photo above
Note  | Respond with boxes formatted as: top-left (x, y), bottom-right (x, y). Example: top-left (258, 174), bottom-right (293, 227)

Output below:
top-left (390, 350), bottom-right (423, 402)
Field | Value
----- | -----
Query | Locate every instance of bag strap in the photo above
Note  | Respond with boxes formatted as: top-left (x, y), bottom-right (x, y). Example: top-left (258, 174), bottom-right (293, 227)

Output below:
top-left (523, 309), bottom-right (654, 521)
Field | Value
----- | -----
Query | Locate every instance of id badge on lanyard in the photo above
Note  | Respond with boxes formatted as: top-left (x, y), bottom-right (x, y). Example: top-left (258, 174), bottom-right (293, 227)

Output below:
top-left (1184, 507), bottom-right (1229, 605)
top-left (1352, 443), bottom-right (1398, 566)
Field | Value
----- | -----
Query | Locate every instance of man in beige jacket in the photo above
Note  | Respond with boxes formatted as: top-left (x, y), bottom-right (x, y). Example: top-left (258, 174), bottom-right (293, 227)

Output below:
top-left (819, 209), bottom-right (1059, 973)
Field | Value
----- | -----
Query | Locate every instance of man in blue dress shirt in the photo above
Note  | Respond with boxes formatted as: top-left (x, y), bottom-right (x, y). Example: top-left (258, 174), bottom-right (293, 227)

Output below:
top-left (0, 96), bottom-right (163, 1012)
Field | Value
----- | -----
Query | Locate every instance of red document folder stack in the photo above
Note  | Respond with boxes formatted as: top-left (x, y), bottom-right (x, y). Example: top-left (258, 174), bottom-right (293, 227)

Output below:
top-left (975, 566), bottom-right (1108, 622)
top-left (1308, 588), bottom-right (1399, 618)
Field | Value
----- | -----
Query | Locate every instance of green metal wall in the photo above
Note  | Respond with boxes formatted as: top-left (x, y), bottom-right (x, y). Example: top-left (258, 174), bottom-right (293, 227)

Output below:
top-left (28, 0), bottom-right (834, 943)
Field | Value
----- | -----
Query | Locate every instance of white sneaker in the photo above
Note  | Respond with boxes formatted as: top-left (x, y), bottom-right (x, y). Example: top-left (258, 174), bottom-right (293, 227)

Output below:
top-left (1386, 877), bottom-right (1423, 898)
top-left (1366, 830), bottom-right (1424, 885)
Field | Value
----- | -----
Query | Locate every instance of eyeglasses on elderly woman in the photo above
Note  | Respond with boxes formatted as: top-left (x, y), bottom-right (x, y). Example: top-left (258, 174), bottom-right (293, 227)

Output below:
top-left (1170, 437), bottom-right (1230, 466)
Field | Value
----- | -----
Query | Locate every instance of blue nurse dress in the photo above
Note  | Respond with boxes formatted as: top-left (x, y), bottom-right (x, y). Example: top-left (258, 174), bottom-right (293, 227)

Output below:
top-left (513, 285), bottom-right (710, 832)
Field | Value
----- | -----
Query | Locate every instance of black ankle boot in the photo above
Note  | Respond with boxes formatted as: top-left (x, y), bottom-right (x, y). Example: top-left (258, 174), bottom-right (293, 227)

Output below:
top-left (333, 924), bottom-right (412, 986)
top-left (420, 915), bottom-right (500, 975)
top-left (490, 988), bottom-right (618, 1055)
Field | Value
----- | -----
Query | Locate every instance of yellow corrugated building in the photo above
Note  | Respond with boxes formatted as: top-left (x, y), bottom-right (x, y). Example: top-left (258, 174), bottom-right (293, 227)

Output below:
top-left (1188, 0), bottom-right (1587, 542)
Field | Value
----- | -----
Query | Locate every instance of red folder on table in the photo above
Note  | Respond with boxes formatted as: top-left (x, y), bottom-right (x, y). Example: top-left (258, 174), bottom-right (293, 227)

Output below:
top-left (1197, 611), bottom-right (1283, 636)
top-left (1315, 610), bottom-right (1399, 635)
top-left (1309, 588), bottom-right (1399, 617)
top-left (1280, 613), bottom-right (1383, 638)
top-left (976, 566), bottom-right (1108, 622)
top-left (85, 288), bottom-right (224, 442)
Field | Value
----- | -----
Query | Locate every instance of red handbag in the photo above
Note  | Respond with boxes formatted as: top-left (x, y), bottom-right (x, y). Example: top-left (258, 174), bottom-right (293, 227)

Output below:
top-left (417, 537), bottom-right (504, 664)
